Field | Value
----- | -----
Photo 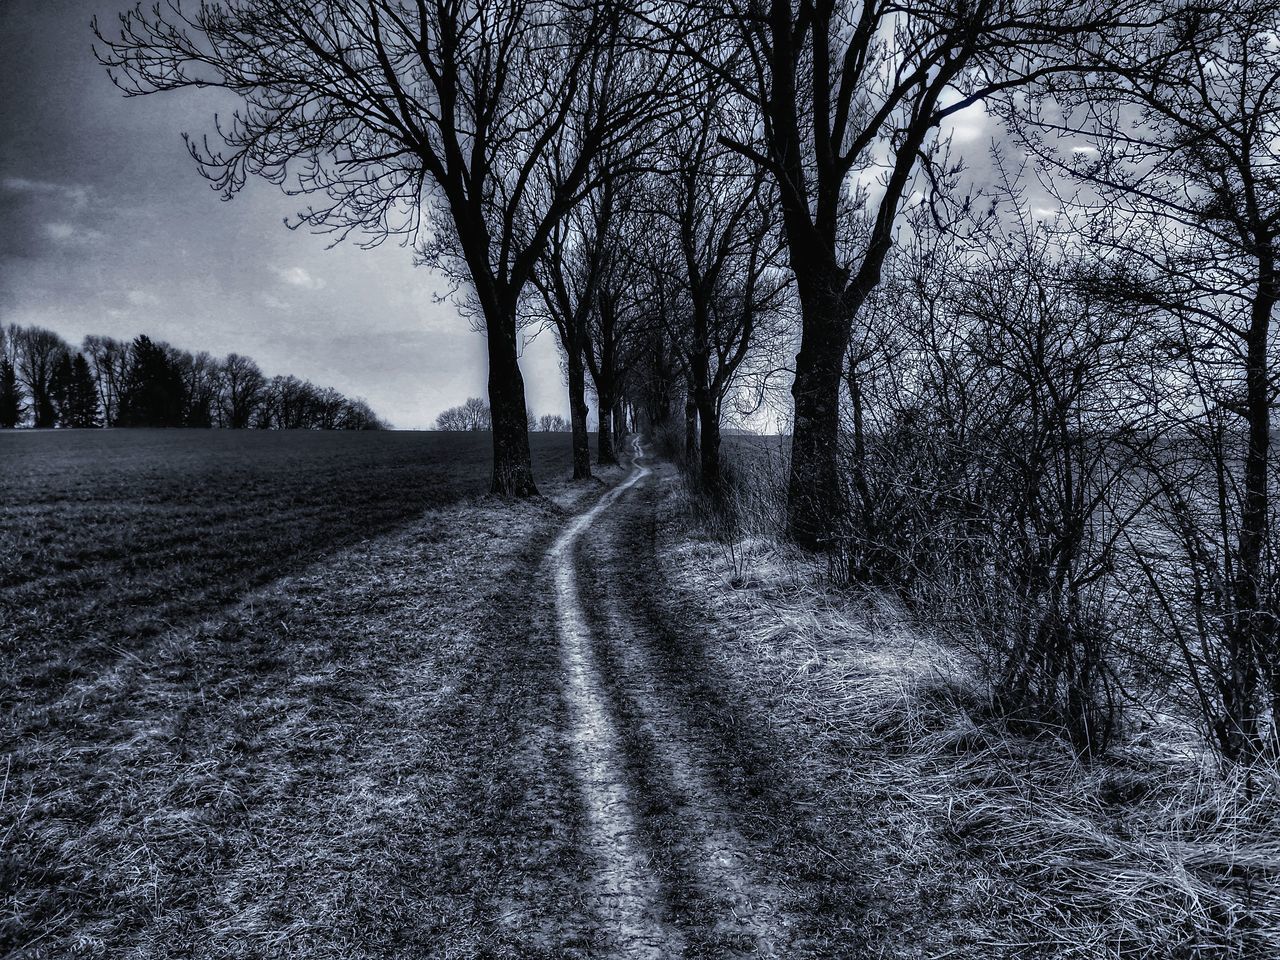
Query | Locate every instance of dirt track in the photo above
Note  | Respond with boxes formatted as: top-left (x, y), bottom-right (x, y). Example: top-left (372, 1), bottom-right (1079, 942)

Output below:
top-left (548, 440), bottom-right (790, 957)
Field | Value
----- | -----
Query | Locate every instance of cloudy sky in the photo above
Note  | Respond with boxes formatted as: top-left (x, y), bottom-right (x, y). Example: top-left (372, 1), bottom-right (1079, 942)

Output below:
top-left (0, 2), bottom-right (1011, 431)
top-left (0, 0), bottom-right (567, 429)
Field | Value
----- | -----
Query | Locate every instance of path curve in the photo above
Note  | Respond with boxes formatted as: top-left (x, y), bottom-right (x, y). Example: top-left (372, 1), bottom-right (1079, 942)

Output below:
top-left (549, 440), bottom-right (677, 957)
top-left (549, 438), bottom-right (783, 957)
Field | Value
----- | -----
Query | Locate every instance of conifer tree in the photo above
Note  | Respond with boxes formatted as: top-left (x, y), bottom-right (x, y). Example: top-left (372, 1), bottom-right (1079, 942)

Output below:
top-left (117, 336), bottom-right (184, 427)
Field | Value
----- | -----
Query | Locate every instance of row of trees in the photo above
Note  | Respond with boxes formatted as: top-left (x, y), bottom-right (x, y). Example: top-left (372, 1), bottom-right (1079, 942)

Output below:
top-left (0, 325), bottom-right (385, 430)
top-left (100, 0), bottom-right (1280, 759)
top-left (95, 0), bottom-right (1148, 501)
top-left (435, 397), bottom-right (571, 433)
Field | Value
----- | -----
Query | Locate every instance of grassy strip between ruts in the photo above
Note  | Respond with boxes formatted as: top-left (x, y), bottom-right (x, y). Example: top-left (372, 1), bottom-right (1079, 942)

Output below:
top-left (653, 476), bottom-right (1280, 960)
top-left (2, 473), bottom-right (621, 959)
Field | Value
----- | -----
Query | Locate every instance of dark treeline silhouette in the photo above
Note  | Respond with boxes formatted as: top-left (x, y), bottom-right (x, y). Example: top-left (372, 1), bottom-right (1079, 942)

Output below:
top-left (0, 325), bottom-right (385, 430)
top-left (434, 397), bottom-right (491, 432)
top-left (434, 397), bottom-right (571, 433)
top-left (98, 0), bottom-right (1280, 763)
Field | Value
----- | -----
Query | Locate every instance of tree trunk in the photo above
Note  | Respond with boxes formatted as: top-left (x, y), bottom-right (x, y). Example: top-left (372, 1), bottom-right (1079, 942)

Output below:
top-left (597, 385), bottom-right (616, 465)
top-left (566, 342), bottom-right (592, 481)
top-left (846, 359), bottom-right (873, 526)
top-left (1271, 675), bottom-right (1280, 757)
top-left (613, 403), bottom-right (626, 447)
top-left (33, 394), bottom-right (55, 429)
top-left (593, 312), bottom-right (618, 465)
top-left (684, 384), bottom-right (699, 464)
top-left (697, 396), bottom-right (721, 495)
top-left (486, 319), bottom-right (538, 497)
top-left (787, 284), bottom-right (848, 549)
top-left (1225, 282), bottom-right (1273, 757)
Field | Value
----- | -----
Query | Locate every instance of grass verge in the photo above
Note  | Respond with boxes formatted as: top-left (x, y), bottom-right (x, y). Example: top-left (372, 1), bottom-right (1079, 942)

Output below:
top-left (656, 467), bottom-right (1280, 958)
top-left (1, 431), bottom-right (603, 958)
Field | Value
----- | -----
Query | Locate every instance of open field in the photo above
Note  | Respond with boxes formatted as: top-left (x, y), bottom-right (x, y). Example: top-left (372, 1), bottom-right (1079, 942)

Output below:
top-left (1, 429), bottom-right (575, 694)
top-left (1, 429), bottom-right (589, 956)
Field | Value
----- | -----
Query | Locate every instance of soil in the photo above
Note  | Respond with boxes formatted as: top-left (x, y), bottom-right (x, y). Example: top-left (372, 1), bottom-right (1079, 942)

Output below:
top-left (546, 440), bottom-right (871, 957)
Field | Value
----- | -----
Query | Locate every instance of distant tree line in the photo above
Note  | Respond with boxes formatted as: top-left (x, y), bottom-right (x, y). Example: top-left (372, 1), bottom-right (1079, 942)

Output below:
top-left (0, 324), bottom-right (386, 430)
top-left (435, 397), bottom-right (569, 433)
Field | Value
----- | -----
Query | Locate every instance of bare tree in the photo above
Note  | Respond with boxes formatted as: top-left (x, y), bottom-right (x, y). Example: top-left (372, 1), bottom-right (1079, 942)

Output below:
top-left (220, 353), bottom-right (265, 429)
top-left (645, 82), bottom-right (787, 493)
top-left (436, 397), bottom-right (491, 431)
top-left (528, 166), bottom-right (623, 479)
top-left (827, 193), bottom-right (1153, 754)
top-left (1014, 0), bottom-right (1280, 758)
top-left (630, 319), bottom-right (685, 436)
top-left (82, 335), bottom-right (130, 427)
top-left (435, 406), bottom-right (467, 431)
top-left (275, 376), bottom-right (314, 430)
top-left (339, 397), bottom-right (386, 430)
top-left (313, 387), bottom-right (348, 431)
top-left (97, 0), bottom-right (676, 495)
top-left (171, 348), bottom-right (221, 427)
top-left (582, 182), bottom-right (653, 465)
top-left (462, 396), bottom-right (492, 431)
top-left (13, 326), bottom-right (69, 428)
top-left (654, 0), bottom-right (1148, 548)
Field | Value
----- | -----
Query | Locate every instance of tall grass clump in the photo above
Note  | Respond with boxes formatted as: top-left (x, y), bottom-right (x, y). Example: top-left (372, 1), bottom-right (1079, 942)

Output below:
top-left (674, 434), bottom-right (790, 580)
top-left (662, 451), bottom-right (1280, 956)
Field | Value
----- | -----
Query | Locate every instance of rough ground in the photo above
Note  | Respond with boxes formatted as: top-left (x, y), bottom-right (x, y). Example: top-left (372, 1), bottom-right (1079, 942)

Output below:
top-left (555, 445), bottom-right (935, 958)
top-left (9, 436), bottom-right (1273, 957)
top-left (2, 438), bottom-right (910, 958)
top-left (550, 442), bottom-right (793, 957)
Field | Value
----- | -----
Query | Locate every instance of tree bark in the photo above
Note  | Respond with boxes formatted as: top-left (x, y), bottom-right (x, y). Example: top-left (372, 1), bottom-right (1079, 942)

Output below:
top-left (594, 340), bottom-right (618, 466)
top-left (613, 403), bottom-right (626, 447)
top-left (486, 319), bottom-right (538, 497)
top-left (786, 274), bottom-right (849, 549)
top-left (596, 384), bottom-right (616, 465)
top-left (1224, 278), bottom-right (1274, 757)
top-left (566, 338), bottom-right (592, 481)
top-left (844, 357), bottom-right (875, 551)
top-left (684, 386), bottom-right (698, 464)
top-left (697, 394), bottom-right (722, 495)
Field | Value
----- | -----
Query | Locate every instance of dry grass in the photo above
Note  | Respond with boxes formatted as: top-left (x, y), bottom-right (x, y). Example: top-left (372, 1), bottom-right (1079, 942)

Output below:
top-left (657, 483), bottom-right (1280, 958)
top-left (0, 430), bottom-right (600, 958)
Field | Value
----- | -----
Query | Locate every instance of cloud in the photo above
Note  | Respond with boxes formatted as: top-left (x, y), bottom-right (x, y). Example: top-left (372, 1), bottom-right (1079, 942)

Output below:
top-left (273, 265), bottom-right (326, 290)
top-left (259, 292), bottom-right (293, 312)
top-left (126, 289), bottom-right (161, 307)
top-left (43, 221), bottom-right (106, 245)
top-left (938, 100), bottom-right (991, 145)
top-left (3, 176), bottom-right (91, 208)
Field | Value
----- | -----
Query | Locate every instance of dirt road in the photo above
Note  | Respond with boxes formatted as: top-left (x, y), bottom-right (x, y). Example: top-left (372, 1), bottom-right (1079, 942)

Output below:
top-left (547, 440), bottom-right (795, 957)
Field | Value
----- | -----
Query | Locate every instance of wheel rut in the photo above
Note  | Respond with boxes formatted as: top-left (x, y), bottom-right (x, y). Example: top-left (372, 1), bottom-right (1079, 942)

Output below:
top-left (548, 439), bottom-right (784, 957)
